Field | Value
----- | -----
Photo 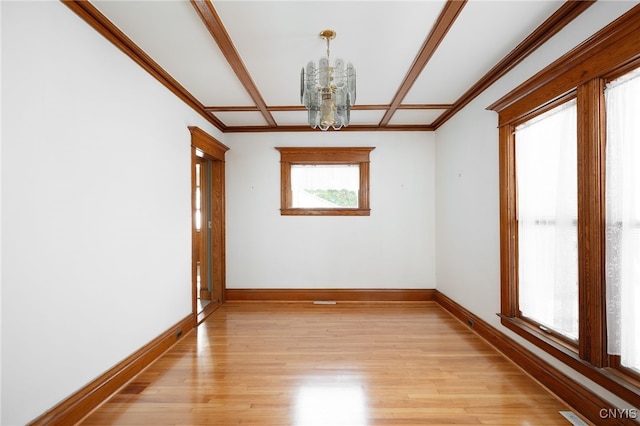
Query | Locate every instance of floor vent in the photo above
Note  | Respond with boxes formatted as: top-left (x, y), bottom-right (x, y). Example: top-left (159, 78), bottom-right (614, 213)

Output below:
top-left (313, 301), bottom-right (337, 305)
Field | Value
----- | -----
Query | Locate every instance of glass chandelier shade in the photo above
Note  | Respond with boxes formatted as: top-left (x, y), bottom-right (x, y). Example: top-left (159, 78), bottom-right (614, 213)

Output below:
top-left (300, 30), bottom-right (356, 131)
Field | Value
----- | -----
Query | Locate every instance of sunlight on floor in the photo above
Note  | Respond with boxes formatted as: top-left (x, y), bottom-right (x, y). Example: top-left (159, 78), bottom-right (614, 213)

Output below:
top-left (196, 325), bottom-right (210, 353)
top-left (294, 377), bottom-right (367, 426)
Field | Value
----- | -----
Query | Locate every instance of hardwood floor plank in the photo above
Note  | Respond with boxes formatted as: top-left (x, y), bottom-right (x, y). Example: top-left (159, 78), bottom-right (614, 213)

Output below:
top-left (81, 302), bottom-right (584, 425)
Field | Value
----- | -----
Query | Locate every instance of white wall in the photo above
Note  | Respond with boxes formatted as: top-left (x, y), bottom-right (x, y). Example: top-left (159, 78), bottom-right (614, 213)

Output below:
top-left (434, 0), bottom-right (639, 412)
top-left (0, 2), bottom-right (220, 424)
top-left (225, 131), bottom-right (436, 289)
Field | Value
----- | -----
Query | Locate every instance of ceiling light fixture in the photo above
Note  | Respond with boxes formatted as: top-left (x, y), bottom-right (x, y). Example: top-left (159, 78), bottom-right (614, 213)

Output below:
top-left (300, 29), bottom-right (356, 131)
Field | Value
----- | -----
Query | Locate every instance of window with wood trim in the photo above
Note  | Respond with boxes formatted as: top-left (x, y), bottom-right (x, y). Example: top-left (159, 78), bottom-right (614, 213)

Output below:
top-left (490, 5), bottom-right (640, 408)
top-left (513, 98), bottom-right (579, 345)
top-left (604, 67), bottom-right (640, 377)
top-left (276, 147), bottom-right (374, 216)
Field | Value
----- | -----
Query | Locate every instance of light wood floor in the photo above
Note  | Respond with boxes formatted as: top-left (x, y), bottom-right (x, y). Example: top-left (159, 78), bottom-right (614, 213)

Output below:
top-left (81, 302), bottom-right (581, 425)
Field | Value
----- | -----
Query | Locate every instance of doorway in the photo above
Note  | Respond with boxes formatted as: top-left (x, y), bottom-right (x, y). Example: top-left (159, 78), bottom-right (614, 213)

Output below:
top-left (189, 127), bottom-right (229, 324)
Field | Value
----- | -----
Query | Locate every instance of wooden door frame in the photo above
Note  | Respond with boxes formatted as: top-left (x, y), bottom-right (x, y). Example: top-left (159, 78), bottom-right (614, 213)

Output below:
top-left (189, 127), bottom-right (229, 324)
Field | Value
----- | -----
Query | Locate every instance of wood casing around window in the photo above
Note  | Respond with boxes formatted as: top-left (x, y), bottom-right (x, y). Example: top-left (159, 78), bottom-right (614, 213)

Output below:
top-left (576, 79), bottom-right (608, 367)
top-left (490, 4), bottom-right (640, 409)
top-left (276, 147), bottom-right (375, 216)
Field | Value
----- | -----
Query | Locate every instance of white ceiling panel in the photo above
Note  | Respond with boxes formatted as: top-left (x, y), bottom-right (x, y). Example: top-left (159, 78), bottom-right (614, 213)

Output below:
top-left (214, 111), bottom-right (269, 127)
top-left (389, 109), bottom-right (448, 126)
top-left (272, 111), bottom-right (309, 126)
top-left (348, 110), bottom-right (387, 126)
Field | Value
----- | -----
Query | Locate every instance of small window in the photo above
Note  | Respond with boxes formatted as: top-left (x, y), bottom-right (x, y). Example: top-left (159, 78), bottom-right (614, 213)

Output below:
top-left (276, 147), bottom-right (375, 216)
top-left (291, 164), bottom-right (360, 208)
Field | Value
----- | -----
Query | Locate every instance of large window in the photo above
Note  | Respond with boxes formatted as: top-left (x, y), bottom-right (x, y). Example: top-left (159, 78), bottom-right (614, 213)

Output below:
top-left (515, 99), bottom-right (578, 342)
top-left (605, 68), bottom-right (640, 375)
top-left (276, 147), bottom-right (374, 216)
top-left (491, 5), bottom-right (640, 408)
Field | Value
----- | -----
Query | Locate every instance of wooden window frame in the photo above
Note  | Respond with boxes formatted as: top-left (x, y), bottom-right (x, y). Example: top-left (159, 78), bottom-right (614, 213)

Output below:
top-left (489, 5), bottom-right (640, 408)
top-left (276, 147), bottom-right (375, 216)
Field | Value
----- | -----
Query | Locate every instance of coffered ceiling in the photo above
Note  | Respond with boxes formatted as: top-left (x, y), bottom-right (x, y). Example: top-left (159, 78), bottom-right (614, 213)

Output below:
top-left (66, 0), bottom-right (595, 132)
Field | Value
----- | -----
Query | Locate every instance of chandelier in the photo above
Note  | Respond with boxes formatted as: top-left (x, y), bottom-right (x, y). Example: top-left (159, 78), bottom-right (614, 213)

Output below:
top-left (300, 29), bottom-right (356, 131)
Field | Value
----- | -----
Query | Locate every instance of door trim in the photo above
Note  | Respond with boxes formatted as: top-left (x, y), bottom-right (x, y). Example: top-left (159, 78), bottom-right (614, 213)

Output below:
top-left (189, 127), bottom-right (229, 324)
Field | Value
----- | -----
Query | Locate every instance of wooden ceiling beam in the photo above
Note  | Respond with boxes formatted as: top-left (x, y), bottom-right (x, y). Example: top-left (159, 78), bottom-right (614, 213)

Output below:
top-left (205, 104), bottom-right (454, 112)
top-left (190, 0), bottom-right (277, 127)
top-left (379, 0), bottom-right (467, 127)
top-left (221, 124), bottom-right (435, 133)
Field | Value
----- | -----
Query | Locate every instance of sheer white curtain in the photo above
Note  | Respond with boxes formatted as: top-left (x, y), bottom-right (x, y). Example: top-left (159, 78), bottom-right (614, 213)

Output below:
top-left (291, 164), bottom-right (359, 208)
top-left (605, 68), bottom-right (640, 372)
top-left (515, 99), bottom-right (578, 340)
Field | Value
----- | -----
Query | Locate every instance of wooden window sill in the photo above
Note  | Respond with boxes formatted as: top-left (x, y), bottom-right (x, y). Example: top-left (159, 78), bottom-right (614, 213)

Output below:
top-left (280, 208), bottom-right (370, 216)
top-left (499, 314), bottom-right (640, 408)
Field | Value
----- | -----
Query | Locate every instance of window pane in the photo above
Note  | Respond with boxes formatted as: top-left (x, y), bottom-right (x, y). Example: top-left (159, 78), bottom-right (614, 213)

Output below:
top-left (605, 67), bottom-right (640, 372)
top-left (195, 163), bottom-right (202, 231)
top-left (291, 164), bottom-right (359, 208)
top-left (515, 99), bottom-right (578, 340)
